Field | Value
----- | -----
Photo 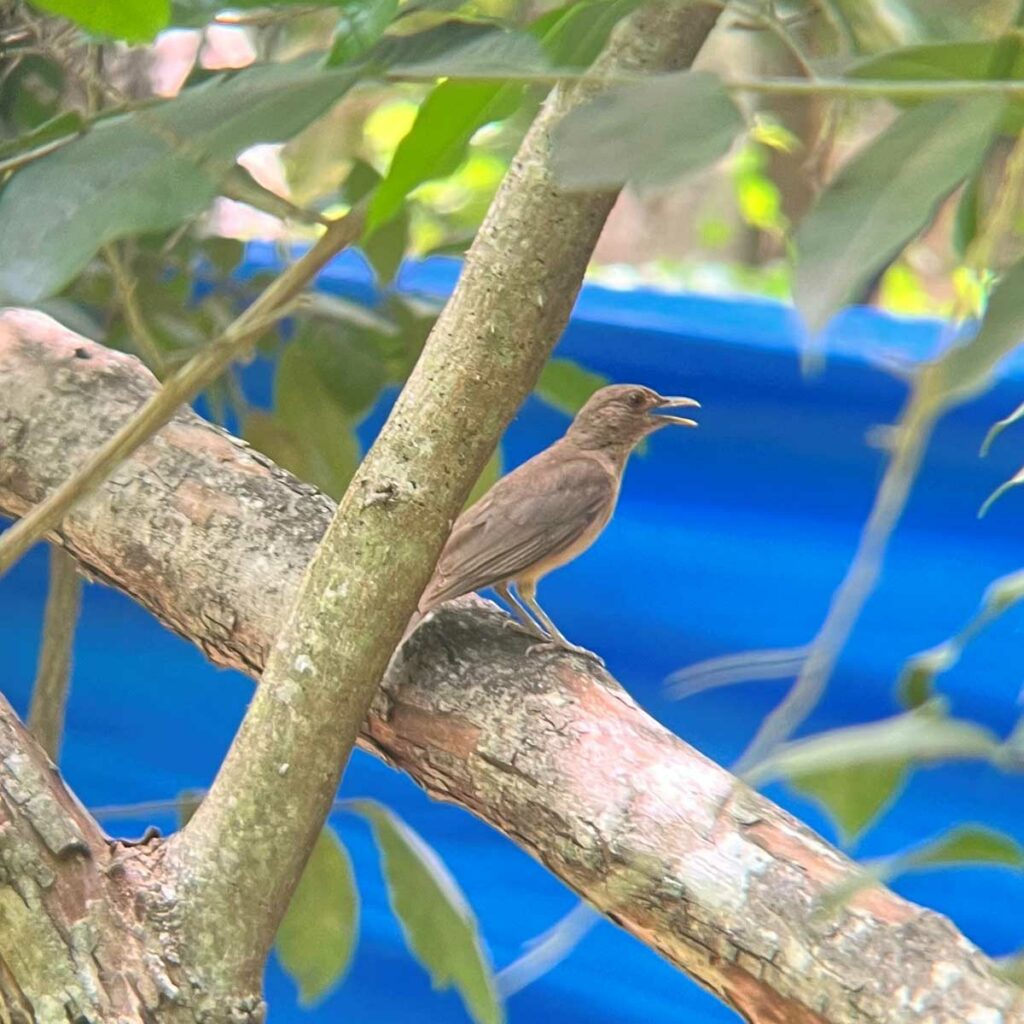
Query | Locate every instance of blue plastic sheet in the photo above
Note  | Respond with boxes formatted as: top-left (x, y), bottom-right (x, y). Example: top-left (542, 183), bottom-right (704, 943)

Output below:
top-left (4, 249), bottom-right (1024, 1022)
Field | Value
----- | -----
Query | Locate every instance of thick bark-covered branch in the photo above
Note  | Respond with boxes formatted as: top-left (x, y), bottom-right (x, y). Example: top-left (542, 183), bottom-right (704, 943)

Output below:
top-left (2, 313), bottom-right (1021, 1024)
top-left (165, 7), bottom-right (723, 1010)
top-left (0, 687), bottom-right (190, 1020)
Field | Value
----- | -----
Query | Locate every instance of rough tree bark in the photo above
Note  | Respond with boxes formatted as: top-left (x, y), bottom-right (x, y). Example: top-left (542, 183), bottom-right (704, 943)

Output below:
top-left (0, 2), bottom-right (724, 1019)
top-left (2, 314), bottom-right (1022, 1024)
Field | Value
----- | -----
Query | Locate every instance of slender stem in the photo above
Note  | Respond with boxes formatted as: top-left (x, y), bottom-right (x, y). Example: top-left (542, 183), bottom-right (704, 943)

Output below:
top-left (103, 242), bottom-right (167, 379)
top-left (0, 204), bottom-right (365, 578)
top-left (735, 395), bottom-right (938, 774)
top-left (28, 546), bottom-right (82, 761)
top-left (737, 108), bottom-right (1024, 775)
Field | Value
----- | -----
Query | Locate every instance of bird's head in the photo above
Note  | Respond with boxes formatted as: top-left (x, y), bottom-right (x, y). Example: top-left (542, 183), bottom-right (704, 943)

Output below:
top-left (565, 384), bottom-right (700, 452)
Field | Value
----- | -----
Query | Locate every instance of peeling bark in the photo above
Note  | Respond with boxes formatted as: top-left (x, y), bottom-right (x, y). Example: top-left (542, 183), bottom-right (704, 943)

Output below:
top-left (2, 313), bottom-right (1021, 1024)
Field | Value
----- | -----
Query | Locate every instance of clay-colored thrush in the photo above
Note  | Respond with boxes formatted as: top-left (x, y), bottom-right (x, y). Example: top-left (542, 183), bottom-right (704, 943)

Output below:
top-left (411, 384), bottom-right (699, 657)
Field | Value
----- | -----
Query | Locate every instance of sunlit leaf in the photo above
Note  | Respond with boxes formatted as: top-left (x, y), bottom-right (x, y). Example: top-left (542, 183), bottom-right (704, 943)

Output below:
top-left (367, 80), bottom-right (523, 232)
top-left (931, 257), bottom-right (1024, 402)
top-left (790, 762), bottom-right (907, 844)
top-left (31, 0), bottom-right (170, 41)
top-left (276, 827), bottom-right (360, 1006)
top-left (793, 97), bottom-right (1003, 336)
top-left (552, 70), bottom-right (744, 190)
top-left (535, 359), bottom-right (608, 416)
top-left (354, 801), bottom-right (503, 1024)
top-left (747, 700), bottom-right (1000, 787)
top-left (328, 0), bottom-right (399, 66)
top-left (0, 60), bottom-right (359, 303)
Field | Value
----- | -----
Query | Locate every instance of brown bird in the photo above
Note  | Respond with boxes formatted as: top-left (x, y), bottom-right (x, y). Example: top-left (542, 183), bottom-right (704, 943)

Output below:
top-left (410, 384), bottom-right (700, 658)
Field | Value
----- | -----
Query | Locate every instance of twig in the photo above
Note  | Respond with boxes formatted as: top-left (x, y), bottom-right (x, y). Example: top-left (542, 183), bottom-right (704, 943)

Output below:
top-left (735, 105), bottom-right (1024, 775)
top-left (28, 546), bottom-right (82, 761)
top-left (103, 241), bottom-right (168, 379)
top-left (0, 202), bottom-right (366, 578)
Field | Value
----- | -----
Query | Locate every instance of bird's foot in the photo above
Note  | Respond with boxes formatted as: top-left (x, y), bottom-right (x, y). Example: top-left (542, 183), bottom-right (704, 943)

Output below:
top-left (501, 617), bottom-right (548, 642)
top-left (527, 638), bottom-right (604, 667)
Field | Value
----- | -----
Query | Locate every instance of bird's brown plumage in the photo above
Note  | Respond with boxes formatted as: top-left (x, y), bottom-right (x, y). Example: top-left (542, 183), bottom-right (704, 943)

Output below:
top-left (412, 383), bottom-right (699, 655)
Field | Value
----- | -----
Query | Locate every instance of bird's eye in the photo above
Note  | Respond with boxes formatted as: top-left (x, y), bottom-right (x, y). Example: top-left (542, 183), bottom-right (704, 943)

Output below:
top-left (629, 391), bottom-right (646, 408)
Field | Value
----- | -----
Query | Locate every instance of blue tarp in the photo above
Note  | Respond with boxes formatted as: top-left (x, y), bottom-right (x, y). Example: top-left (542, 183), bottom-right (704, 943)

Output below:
top-left (4, 249), bottom-right (1024, 1022)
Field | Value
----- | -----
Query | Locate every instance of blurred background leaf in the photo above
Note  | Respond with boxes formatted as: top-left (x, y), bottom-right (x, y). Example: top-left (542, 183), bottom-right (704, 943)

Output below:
top-left (276, 826), bottom-right (360, 1006)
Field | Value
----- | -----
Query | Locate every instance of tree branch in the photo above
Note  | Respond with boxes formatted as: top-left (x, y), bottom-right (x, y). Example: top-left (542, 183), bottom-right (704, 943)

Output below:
top-left (0, 203), bottom-right (365, 577)
top-left (27, 544), bottom-right (82, 760)
top-left (161, 3), bottom-right (724, 1009)
top-left (2, 313), bottom-right (1021, 1024)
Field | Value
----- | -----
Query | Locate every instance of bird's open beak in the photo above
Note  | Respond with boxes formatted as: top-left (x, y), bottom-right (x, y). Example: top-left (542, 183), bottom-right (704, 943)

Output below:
top-left (649, 395), bottom-right (700, 428)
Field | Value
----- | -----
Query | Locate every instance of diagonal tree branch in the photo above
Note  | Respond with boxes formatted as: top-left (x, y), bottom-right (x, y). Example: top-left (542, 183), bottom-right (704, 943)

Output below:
top-left (157, 4), bottom-right (725, 1011)
top-left (2, 312), bottom-right (1021, 1024)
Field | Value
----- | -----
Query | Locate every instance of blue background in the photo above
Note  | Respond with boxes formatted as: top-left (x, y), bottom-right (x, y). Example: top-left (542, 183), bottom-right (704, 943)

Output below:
top-left (4, 251), bottom-right (1024, 1021)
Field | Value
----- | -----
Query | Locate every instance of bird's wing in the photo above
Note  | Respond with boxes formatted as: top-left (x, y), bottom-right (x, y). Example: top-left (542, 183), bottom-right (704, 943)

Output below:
top-left (420, 450), bottom-right (615, 610)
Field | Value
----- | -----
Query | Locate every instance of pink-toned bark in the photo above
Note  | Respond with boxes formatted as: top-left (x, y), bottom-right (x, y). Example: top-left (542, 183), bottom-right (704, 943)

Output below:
top-left (2, 309), bottom-right (1021, 1024)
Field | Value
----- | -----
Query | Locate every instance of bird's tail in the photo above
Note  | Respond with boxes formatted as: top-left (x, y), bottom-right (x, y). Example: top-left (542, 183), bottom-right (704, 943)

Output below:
top-left (397, 606), bottom-right (426, 651)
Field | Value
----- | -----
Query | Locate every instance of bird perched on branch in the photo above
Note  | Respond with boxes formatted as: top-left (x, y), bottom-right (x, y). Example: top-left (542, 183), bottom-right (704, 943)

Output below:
top-left (408, 384), bottom-right (700, 659)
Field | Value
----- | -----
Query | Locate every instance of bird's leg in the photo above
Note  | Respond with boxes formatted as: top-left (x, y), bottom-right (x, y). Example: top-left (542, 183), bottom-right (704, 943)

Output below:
top-left (494, 583), bottom-right (549, 641)
top-left (517, 582), bottom-right (603, 665)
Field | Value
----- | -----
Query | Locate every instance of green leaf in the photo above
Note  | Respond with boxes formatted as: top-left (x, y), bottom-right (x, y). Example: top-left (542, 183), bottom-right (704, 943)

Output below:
top-left (276, 827), bottom-right (360, 1006)
top-left (0, 59), bottom-right (359, 303)
top-left (354, 801), bottom-right (503, 1024)
top-left (378, 22), bottom-right (548, 78)
top-left (243, 410), bottom-right (312, 479)
top-left (532, 0), bottom-right (641, 68)
top-left (895, 643), bottom-right (957, 709)
top-left (535, 358), bottom-right (608, 416)
top-left (790, 762), bottom-right (906, 845)
top-left (0, 111), bottom-right (84, 174)
top-left (364, 0), bottom-right (630, 231)
top-left (905, 825), bottom-right (1024, 870)
top-left (366, 79), bottom-right (523, 232)
top-left (793, 97), bottom-right (1003, 335)
top-left (342, 158), bottom-right (383, 204)
top-left (981, 399), bottom-right (1024, 457)
top-left (849, 39), bottom-right (1024, 132)
top-left (328, 0), bottom-right (399, 66)
top-left (363, 207), bottom-right (410, 284)
top-left (171, 0), bottom-right (356, 25)
top-left (271, 338), bottom-right (366, 499)
top-left (293, 323), bottom-right (388, 419)
top-left (30, 0), bottom-right (170, 41)
top-left (822, 825), bottom-right (1024, 913)
top-left (932, 257), bottom-right (1024, 404)
top-left (952, 170), bottom-right (982, 261)
top-left (748, 700), bottom-right (1000, 787)
top-left (551, 71), bottom-right (745, 190)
